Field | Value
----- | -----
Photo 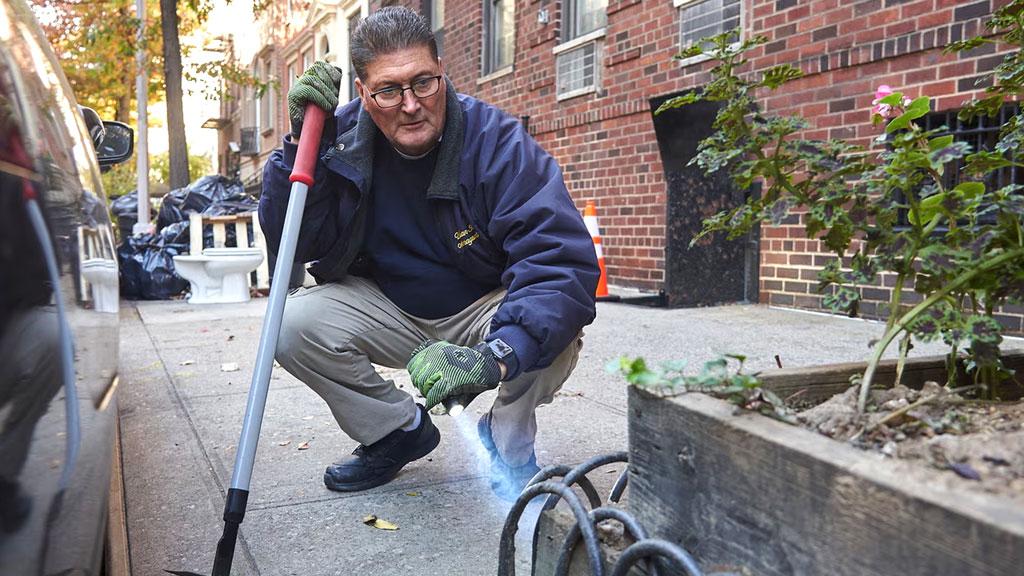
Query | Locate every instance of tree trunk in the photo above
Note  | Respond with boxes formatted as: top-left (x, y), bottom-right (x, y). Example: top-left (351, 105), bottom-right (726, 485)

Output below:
top-left (160, 0), bottom-right (189, 189)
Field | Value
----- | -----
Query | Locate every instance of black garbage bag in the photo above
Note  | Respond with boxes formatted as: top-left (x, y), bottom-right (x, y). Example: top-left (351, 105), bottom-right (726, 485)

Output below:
top-left (198, 183), bottom-right (259, 247)
top-left (156, 176), bottom-right (241, 230)
top-left (142, 242), bottom-right (190, 300)
top-left (156, 187), bottom-right (189, 230)
top-left (116, 234), bottom-right (148, 299)
top-left (116, 233), bottom-right (189, 300)
top-left (110, 192), bottom-right (138, 218)
top-left (110, 192), bottom-right (140, 242)
top-left (156, 175), bottom-right (255, 246)
top-left (159, 221), bottom-right (191, 245)
top-left (110, 191), bottom-right (158, 243)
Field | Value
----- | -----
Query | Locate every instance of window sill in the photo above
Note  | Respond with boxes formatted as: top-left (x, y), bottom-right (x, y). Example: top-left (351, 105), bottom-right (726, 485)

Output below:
top-left (556, 85), bottom-right (597, 102)
top-left (553, 28), bottom-right (606, 55)
top-left (261, 126), bottom-right (275, 138)
top-left (477, 65), bottom-right (514, 85)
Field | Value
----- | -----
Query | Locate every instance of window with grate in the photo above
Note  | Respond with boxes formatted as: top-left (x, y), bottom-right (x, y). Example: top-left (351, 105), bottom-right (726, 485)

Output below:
top-left (679, 0), bottom-right (740, 51)
top-left (556, 41), bottom-right (600, 97)
top-left (482, 0), bottom-right (514, 75)
top-left (898, 105), bottom-right (1023, 226)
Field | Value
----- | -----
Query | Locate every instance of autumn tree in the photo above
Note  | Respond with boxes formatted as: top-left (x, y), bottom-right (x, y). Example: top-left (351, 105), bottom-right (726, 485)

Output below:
top-left (32, 0), bottom-right (165, 122)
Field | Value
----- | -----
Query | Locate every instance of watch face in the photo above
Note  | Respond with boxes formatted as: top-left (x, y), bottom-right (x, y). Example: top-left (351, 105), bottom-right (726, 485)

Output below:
top-left (489, 338), bottom-right (514, 359)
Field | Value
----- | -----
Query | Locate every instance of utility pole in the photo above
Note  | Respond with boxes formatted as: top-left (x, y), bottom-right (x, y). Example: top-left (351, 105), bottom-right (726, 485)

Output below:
top-left (133, 0), bottom-right (151, 236)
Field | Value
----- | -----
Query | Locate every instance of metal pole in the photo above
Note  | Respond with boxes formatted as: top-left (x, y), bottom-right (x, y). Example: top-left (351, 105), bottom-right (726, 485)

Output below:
top-left (133, 0), bottom-right (150, 236)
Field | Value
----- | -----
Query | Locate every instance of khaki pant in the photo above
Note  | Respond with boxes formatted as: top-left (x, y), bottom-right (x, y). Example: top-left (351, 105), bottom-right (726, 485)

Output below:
top-left (276, 276), bottom-right (582, 466)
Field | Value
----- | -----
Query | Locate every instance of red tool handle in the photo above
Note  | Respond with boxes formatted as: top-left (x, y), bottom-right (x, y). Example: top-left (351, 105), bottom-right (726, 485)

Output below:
top-left (289, 103), bottom-right (329, 186)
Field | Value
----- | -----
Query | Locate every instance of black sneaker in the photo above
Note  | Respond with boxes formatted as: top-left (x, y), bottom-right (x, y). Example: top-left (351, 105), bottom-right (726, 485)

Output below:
top-left (324, 404), bottom-right (440, 492)
top-left (477, 411), bottom-right (541, 501)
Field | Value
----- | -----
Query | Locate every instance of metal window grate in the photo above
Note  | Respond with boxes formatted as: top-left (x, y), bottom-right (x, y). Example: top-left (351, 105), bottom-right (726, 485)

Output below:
top-left (680, 0), bottom-right (740, 49)
top-left (921, 105), bottom-right (1023, 193)
top-left (895, 105), bottom-right (1022, 226)
top-left (240, 127), bottom-right (259, 156)
top-left (556, 42), bottom-right (599, 97)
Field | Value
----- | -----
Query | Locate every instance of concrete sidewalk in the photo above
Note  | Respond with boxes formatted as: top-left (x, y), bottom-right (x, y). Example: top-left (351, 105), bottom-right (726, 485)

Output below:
top-left (117, 298), bottom-right (964, 576)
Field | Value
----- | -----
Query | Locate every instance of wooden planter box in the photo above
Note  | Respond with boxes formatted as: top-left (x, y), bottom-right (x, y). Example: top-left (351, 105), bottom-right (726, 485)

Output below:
top-left (627, 352), bottom-right (1024, 576)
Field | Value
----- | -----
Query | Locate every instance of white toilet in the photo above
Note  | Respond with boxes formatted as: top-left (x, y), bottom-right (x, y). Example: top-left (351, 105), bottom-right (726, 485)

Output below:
top-left (173, 247), bottom-right (264, 304)
top-left (80, 257), bottom-right (119, 313)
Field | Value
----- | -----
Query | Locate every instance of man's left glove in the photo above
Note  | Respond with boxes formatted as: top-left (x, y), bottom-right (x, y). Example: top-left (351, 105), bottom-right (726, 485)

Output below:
top-left (407, 340), bottom-right (502, 409)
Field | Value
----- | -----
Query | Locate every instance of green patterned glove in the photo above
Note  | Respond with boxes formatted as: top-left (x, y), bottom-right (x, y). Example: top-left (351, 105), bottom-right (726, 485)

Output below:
top-left (287, 61), bottom-right (343, 136)
top-left (407, 340), bottom-right (502, 409)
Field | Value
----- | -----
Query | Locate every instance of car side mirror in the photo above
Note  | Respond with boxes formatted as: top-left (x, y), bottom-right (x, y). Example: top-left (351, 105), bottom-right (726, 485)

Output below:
top-left (97, 121), bottom-right (134, 172)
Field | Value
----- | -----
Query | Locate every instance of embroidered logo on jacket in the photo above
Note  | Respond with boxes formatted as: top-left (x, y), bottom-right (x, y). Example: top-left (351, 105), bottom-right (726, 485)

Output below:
top-left (454, 225), bottom-right (480, 250)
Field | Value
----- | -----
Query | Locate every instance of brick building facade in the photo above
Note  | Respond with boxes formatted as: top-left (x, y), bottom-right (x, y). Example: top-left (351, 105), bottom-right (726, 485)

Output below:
top-left (415, 0), bottom-right (1013, 321)
top-left (216, 0), bottom-right (1018, 324)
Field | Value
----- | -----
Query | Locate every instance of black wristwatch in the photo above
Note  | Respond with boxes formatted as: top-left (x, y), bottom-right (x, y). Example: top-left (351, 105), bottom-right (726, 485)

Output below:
top-left (486, 338), bottom-right (514, 360)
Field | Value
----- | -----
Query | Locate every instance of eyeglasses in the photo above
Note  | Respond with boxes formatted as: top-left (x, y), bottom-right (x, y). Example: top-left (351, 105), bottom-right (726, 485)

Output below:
top-left (369, 75), bottom-right (442, 108)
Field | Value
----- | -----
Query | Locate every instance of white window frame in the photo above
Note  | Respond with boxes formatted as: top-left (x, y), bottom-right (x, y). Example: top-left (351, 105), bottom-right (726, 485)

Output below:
top-left (260, 58), bottom-right (274, 136)
top-left (482, 0), bottom-right (515, 76)
top-left (251, 64), bottom-right (261, 136)
top-left (342, 0), bottom-right (368, 101)
top-left (563, 0), bottom-right (607, 43)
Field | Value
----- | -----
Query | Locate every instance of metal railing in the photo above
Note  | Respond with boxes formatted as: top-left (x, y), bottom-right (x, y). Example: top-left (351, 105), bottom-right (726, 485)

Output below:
top-left (498, 452), bottom-right (703, 576)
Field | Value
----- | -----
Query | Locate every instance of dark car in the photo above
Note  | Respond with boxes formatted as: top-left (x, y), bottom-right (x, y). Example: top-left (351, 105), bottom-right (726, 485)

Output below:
top-left (0, 0), bottom-right (133, 573)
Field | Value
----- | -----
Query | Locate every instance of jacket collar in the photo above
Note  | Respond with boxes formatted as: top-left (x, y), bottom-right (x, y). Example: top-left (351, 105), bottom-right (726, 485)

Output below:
top-left (328, 77), bottom-right (463, 199)
top-left (426, 77), bottom-right (463, 200)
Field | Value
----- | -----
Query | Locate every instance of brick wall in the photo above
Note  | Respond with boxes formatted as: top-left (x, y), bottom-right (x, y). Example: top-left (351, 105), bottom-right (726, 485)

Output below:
top-left (742, 0), bottom-right (1012, 321)
top-left (365, 0), bottom-right (1014, 318)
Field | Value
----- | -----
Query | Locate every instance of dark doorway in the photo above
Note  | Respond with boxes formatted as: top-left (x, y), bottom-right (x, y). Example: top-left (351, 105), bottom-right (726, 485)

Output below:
top-left (649, 92), bottom-right (759, 307)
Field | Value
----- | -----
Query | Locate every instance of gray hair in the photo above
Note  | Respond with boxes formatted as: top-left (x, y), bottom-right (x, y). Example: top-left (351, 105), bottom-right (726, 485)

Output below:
top-left (351, 6), bottom-right (438, 81)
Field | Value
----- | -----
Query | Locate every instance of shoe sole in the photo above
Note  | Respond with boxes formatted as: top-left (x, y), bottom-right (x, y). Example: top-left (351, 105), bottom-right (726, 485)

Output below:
top-left (323, 424), bottom-right (441, 492)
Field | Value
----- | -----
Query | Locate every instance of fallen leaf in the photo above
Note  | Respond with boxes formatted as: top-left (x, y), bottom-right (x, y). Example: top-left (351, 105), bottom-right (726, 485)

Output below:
top-left (278, 440), bottom-right (291, 447)
top-left (179, 360), bottom-right (195, 366)
top-left (949, 462), bottom-right (981, 481)
top-left (362, 515), bottom-right (398, 530)
top-left (405, 492), bottom-right (420, 497)
top-left (297, 441), bottom-right (310, 450)
top-left (221, 362), bottom-right (240, 372)
top-left (983, 455), bottom-right (1011, 467)
top-left (227, 335), bottom-right (235, 341)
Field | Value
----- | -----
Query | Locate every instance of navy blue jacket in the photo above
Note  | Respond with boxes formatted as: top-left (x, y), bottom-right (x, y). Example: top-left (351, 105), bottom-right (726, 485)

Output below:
top-left (259, 81), bottom-right (599, 372)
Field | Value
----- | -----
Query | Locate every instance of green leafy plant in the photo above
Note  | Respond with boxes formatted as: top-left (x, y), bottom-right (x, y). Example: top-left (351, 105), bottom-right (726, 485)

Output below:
top-left (607, 355), bottom-right (795, 422)
top-left (654, 2), bottom-right (1024, 413)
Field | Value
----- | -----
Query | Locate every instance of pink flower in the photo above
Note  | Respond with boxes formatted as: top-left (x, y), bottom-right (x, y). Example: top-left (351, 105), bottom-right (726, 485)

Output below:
top-left (872, 85), bottom-right (912, 121)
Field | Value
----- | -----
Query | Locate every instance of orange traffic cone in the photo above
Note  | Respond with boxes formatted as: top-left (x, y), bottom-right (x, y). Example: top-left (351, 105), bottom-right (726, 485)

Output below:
top-left (583, 201), bottom-right (612, 300)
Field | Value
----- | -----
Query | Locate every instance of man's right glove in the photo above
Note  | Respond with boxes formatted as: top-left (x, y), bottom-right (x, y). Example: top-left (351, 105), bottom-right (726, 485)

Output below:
top-left (287, 61), bottom-right (343, 137)
top-left (407, 340), bottom-right (502, 409)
